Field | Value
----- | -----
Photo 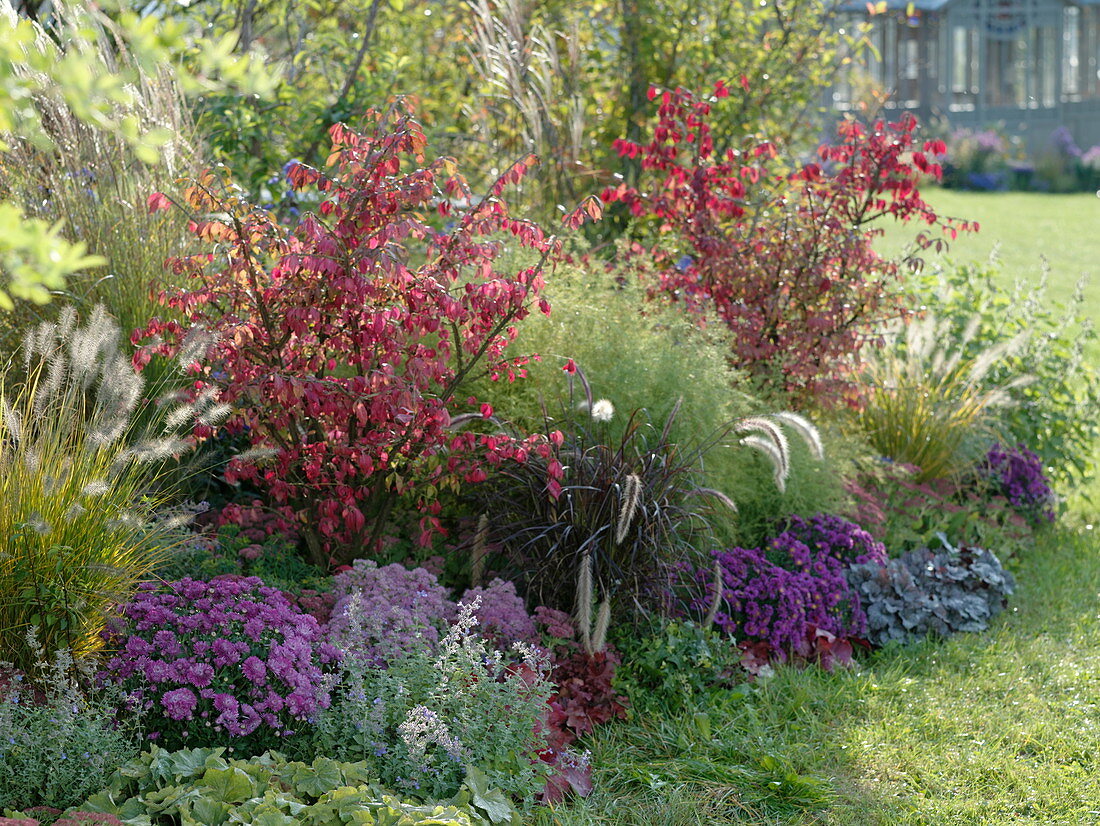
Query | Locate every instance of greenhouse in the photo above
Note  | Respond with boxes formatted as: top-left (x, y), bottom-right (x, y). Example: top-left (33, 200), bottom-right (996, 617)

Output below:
top-left (835, 0), bottom-right (1100, 145)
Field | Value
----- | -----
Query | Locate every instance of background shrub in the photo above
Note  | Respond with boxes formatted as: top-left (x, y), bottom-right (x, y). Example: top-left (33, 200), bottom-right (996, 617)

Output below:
top-left (604, 86), bottom-right (967, 405)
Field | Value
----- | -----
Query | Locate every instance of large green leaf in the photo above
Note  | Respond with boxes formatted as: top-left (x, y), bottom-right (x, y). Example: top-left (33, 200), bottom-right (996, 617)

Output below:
top-left (288, 757), bottom-right (345, 798)
top-left (201, 766), bottom-right (257, 804)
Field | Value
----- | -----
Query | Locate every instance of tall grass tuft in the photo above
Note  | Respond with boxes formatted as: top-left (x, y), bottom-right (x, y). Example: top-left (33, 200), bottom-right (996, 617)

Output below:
top-left (0, 306), bottom-right (206, 675)
top-left (0, 1), bottom-right (199, 359)
top-left (857, 312), bottom-right (1031, 481)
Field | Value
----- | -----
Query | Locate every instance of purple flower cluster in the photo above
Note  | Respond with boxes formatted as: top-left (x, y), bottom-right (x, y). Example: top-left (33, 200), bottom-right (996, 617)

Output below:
top-left (326, 560), bottom-right (457, 665)
top-left (99, 576), bottom-right (338, 753)
top-left (699, 514), bottom-right (883, 655)
top-left (326, 561), bottom-right (561, 663)
top-left (948, 127), bottom-right (1006, 156)
top-left (533, 606), bottom-right (576, 640)
top-left (1049, 126), bottom-right (1083, 160)
top-left (774, 513), bottom-right (887, 567)
top-left (985, 443), bottom-right (1055, 524)
top-left (458, 579), bottom-right (539, 647)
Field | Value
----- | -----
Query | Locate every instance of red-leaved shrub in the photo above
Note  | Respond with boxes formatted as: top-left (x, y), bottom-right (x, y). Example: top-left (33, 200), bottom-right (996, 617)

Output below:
top-left (603, 82), bottom-right (973, 405)
top-left (136, 109), bottom-right (562, 566)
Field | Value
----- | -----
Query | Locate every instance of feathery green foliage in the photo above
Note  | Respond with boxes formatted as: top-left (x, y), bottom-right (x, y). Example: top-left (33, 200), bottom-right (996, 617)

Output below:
top-left (857, 312), bottom-right (1029, 482)
top-left (469, 262), bottom-right (847, 548)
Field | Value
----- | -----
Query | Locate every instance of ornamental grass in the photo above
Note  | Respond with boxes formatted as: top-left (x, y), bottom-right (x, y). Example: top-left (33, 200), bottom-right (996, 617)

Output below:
top-left (0, 306), bottom-right (212, 675)
top-left (858, 312), bottom-right (1032, 482)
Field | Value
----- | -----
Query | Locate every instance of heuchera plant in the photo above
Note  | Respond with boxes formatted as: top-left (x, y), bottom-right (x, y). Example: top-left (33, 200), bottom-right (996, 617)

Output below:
top-left (99, 576), bottom-right (338, 755)
top-left (136, 108), bottom-right (563, 566)
top-left (603, 82), bottom-right (973, 404)
top-left (847, 542), bottom-right (1015, 647)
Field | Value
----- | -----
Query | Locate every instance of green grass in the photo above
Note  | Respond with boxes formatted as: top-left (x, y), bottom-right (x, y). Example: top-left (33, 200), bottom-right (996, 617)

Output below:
top-left (874, 189), bottom-right (1100, 311)
top-left (539, 525), bottom-right (1100, 824)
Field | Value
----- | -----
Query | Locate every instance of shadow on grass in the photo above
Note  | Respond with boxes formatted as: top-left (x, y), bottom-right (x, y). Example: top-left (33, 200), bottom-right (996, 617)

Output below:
top-left (537, 526), bottom-right (1100, 825)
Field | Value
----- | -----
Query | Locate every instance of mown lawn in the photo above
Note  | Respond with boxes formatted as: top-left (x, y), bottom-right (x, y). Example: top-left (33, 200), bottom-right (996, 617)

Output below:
top-left (874, 188), bottom-right (1100, 312)
top-left (540, 525), bottom-right (1100, 825)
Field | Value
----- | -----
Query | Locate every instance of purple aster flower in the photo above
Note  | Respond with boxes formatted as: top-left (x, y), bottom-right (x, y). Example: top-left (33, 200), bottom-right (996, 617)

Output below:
top-left (241, 656), bottom-right (267, 685)
top-left (161, 688), bottom-right (197, 721)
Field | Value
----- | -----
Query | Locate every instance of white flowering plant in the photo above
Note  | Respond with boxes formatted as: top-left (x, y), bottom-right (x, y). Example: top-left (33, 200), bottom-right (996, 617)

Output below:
top-left (310, 597), bottom-right (554, 805)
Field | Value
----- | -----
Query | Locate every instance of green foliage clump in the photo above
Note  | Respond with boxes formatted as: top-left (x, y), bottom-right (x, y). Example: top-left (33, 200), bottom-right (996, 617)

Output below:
top-left (911, 262), bottom-right (1100, 494)
top-left (68, 746), bottom-right (512, 826)
top-left (310, 600), bottom-right (552, 804)
top-left (844, 458), bottom-right (1035, 560)
top-left (155, 524), bottom-right (329, 594)
top-left (0, 648), bottom-right (139, 811)
top-left (616, 619), bottom-right (744, 715)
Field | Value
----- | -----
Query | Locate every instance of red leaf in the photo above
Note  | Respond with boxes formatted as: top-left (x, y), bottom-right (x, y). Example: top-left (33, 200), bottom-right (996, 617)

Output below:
top-left (146, 192), bottom-right (172, 213)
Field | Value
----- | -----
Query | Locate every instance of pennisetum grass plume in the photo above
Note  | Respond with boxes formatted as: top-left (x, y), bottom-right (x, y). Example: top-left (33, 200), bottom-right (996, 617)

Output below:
top-left (471, 513), bottom-right (490, 588)
top-left (577, 550), bottom-right (594, 655)
top-left (615, 473), bottom-right (642, 545)
top-left (0, 306), bottom-right (201, 676)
